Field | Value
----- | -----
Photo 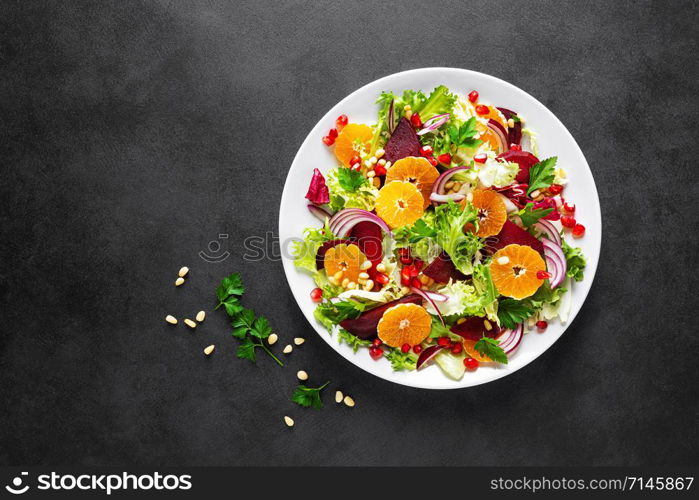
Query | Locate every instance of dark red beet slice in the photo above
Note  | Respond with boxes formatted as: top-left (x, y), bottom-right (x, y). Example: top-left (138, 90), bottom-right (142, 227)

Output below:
top-left (315, 239), bottom-right (352, 270)
top-left (340, 294), bottom-right (423, 339)
top-left (496, 107), bottom-right (522, 146)
top-left (422, 251), bottom-right (467, 283)
top-left (497, 150), bottom-right (539, 184)
top-left (350, 220), bottom-right (384, 282)
top-left (383, 117), bottom-right (421, 164)
top-left (451, 316), bottom-right (502, 341)
top-left (484, 220), bottom-right (544, 256)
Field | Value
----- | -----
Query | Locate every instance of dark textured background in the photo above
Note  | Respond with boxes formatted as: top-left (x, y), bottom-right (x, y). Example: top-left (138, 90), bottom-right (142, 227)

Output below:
top-left (1, 0), bottom-right (697, 466)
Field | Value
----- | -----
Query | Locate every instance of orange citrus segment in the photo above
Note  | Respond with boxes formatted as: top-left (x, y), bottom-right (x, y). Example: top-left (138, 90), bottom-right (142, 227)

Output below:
top-left (324, 243), bottom-right (367, 283)
top-left (334, 123), bottom-right (373, 167)
top-left (385, 156), bottom-right (440, 209)
top-left (490, 244), bottom-right (546, 299)
top-left (462, 339), bottom-right (493, 362)
top-left (375, 181), bottom-right (425, 229)
top-left (468, 189), bottom-right (507, 237)
top-left (377, 303), bottom-right (432, 347)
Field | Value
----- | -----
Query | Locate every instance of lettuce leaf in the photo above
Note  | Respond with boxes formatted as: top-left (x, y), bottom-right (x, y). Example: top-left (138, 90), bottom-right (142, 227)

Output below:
top-left (432, 200), bottom-right (482, 275)
top-left (561, 239), bottom-right (587, 281)
top-left (327, 167), bottom-right (379, 212)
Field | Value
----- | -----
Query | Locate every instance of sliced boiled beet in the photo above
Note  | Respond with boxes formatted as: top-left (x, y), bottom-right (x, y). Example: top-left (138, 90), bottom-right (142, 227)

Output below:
top-left (451, 316), bottom-right (502, 341)
top-left (496, 107), bottom-right (522, 146)
top-left (422, 251), bottom-right (467, 283)
top-left (340, 294), bottom-right (423, 339)
top-left (315, 239), bottom-right (352, 270)
top-left (484, 220), bottom-right (544, 256)
top-left (350, 221), bottom-right (383, 263)
top-left (383, 117), bottom-right (421, 164)
top-left (497, 149), bottom-right (539, 184)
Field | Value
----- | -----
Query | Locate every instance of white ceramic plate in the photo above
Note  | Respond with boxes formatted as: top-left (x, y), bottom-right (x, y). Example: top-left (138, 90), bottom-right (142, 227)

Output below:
top-left (279, 68), bottom-right (601, 389)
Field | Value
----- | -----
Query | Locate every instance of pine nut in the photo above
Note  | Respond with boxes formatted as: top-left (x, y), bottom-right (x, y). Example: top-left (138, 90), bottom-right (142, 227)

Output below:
top-left (376, 263), bottom-right (386, 273)
top-left (403, 104), bottom-right (411, 111)
top-left (384, 161), bottom-right (392, 169)
top-left (333, 270), bottom-right (344, 281)
top-left (184, 319), bottom-right (196, 329)
top-left (457, 317), bottom-right (466, 325)
top-left (369, 156), bottom-right (377, 164)
top-left (296, 370), bottom-right (308, 381)
top-left (376, 149), bottom-right (385, 159)
top-left (360, 260), bottom-right (372, 270)
top-left (401, 286), bottom-right (411, 295)
top-left (530, 189), bottom-right (541, 199)
top-left (347, 281), bottom-right (356, 290)
top-left (175, 277), bottom-right (185, 287)
top-left (484, 319), bottom-right (492, 331)
top-left (358, 272), bottom-right (370, 280)
top-left (343, 396), bottom-right (355, 407)
top-left (204, 344), bottom-right (215, 356)
top-left (452, 182), bottom-right (462, 191)
top-left (445, 181), bottom-right (455, 189)
top-left (283, 344), bottom-right (293, 354)
top-left (404, 110), bottom-right (413, 119)
top-left (178, 266), bottom-right (189, 277)
top-left (358, 277), bottom-right (367, 285)
top-left (268, 333), bottom-right (278, 345)
top-left (364, 160), bottom-right (372, 168)
top-left (196, 310), bottom-right (206, 322)
top-left (342, 278), bottom-right (350, 288)
top-left (165, 315), bottom-right (177, 325)
top-left (508, 118), bottom-right (515, 128)
top-left (294, 337), bottom-right (305, 345)
top-left (466, 192), bottom-right (474, 202)
top-left (367, 170), bottom-right (376, 178)
top-left (377, 158), bottom-right (386, 166)
top-left (363, 279), bottom-right (374, 291)
top-left (497, 256), bottom-right (510, 265)
top-left (328, 276), bottom-right (338, 286)
top-left (419, 274), bottom-right (429, 284)
top-left (284, 416), bottom-right (294, 427)
top-left (335, 390), bottom-right (343, 403)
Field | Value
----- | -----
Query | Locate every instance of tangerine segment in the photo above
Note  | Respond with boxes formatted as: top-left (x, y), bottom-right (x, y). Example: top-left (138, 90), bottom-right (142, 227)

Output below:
top-left (334, 124), bottom-right (373, 167)
top-left (375, 181), bottom-right (425, 229)
top-left (324, 243), bottom-right (367, 283)
top-left (462, 339), bottom-right (493, 362)
top-left (470, 189), bottom-right (507, 237)
top-left (385, 156), bottom-right (440, 209)
top-left (490, 244), bottom-right (546, 299)
top-left (377, 303), bottom-right (432, 347)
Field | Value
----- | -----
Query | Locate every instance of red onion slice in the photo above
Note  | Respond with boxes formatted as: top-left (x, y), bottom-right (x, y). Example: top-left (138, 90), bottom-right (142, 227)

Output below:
top-left (416, 345), bottom-right (445, 370)
top-left (541, 238), bottom-right (567, 288)
top-left (430, 192), bottom-right (466, 204)
top-left (417, 113), bottom-right (450, 136)
top-left (486, 119), bottom-right (508, 154)
top-left (411, 287), bottom-right (445, 326)
top-left (533, 219), bottom-right (561, 246)
top-left (328, 209), bottom-right (392, 237)
top-left (422, 290), bottom-right (448, 302)
top-left (496, 323), bottom-right (524, 355)
top-left (430, 166), bottom-right (471, 205)
top-left (307, 204), bottom-right (332, 222)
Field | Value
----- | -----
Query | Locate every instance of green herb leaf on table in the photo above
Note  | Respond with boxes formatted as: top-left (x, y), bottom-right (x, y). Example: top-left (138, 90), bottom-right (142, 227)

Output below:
top-left (526, 157), bottom-right (557, 196)
top-left (497, 299), bottom-right (534, 330)
top-left (250, 316), bottom-right (272, 339)
top-left (215, 272), bottom-right (245, 314)
top-left (291, 382), bottom-right (329, 409)
top-left (518, 202), bottom-right (554, 227)
top-left (236, 337), bottom-right (257, 362)
top-left (231, 308), bottom-right (255, 339)
top-left (336, 167), bottom-right (366, 193)
top-left (473, 337), bottom-right (508, 364)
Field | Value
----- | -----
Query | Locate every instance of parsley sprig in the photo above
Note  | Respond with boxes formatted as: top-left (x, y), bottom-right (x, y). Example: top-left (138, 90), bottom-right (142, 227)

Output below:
top-left (526, 157), bottom-right (557, 196)
top-left (291, 382), bottom-right (329, 409)
top-left (497, 299), bottom-right (534, 330)
top-left (336, 167), bottom-right (366, 193)
top-left (473, 337), bottom-right (508, 364)
top-left (518, 202), bottom-right (553, 227)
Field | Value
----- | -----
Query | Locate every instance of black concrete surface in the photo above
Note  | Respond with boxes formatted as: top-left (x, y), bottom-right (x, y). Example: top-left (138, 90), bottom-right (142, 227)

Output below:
top-left (1, 0), bottom-right (697, 466)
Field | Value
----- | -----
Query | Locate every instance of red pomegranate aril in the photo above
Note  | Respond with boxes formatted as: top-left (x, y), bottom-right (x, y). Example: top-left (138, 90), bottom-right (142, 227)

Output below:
top-left (468, 90), bottom-right (479, 103)
top-left (410, 277), bottom-right (422, 289)
top-left (536, 320), bottom-right (548, 331)
top-left (451, 342), bottom-right (463, 355)
top-left (536, 270), bottom-right (552, 280)
top-left (336, 114), bottom-right (348, 127)
top-left (401, 343), bottom-right (411, 353)
top-left (322, 135), bottom-right (334, 146)
top-left (369, 346), bottom-right (383, 359)
top-left (374, 165), bottom-right (387, 176)
top-left (420, 145), bottom-right (433, 157)
top-left (510, 144), bottom-right (521, 151)
top-left (464, 357), bottom-right (479, 370)
top-left (473, 153), bottom-right (487, 164)
top-left (375, 273), bottom-right (389, 285)
top-left (437, 336), bottom-right (452, 347)
top-left (563, 202), bottom-right (576, 213)
top-left (350, 153), bottom-right (361, 165)
top-left (399, 248), bottom-right (411, 257)
top-left (328, 128), bottom-right (338, 139)
top-left (350, 163), bottom-right (362, 172)
top-left (561, 215), bottom-right (576, 228)
top-left (548, 184), bottom-right (563, 195)
top-left (413, 258), bottom-right (424, 270)
top-left (438, 153), bottom-right (452, 165)
top-left (412, 345), bottom-right (423, 354)
top-left (475, 104), bottom-right (489, 115)
top-left (372, 338), bottom-right (382, 347)
top-left (401, 276), bottom-right (412, 286)
top-left (427, 156), bottom-right (438, 167)
top-left (410, 112), bottom-right (422, 128)
top-left (572, 223), bottom-right (586, 238)
top-left (400, 255), bottom-right (413, 265)
top-left (310, 287), bottom-right (323, 302)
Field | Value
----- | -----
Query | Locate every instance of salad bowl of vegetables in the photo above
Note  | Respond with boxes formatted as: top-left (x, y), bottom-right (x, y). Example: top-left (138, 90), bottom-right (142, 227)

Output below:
top-left (279, 68), bottom-right (601, 389)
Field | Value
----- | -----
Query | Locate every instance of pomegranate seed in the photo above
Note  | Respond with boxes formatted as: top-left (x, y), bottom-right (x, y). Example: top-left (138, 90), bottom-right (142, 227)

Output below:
top-left (536, 320), bottom-right (548, 331)
top-left (473, 153), bottom-right (487, 164)
top-left (400, 255), bottom-right (413, 265)
top-left (413, 259), bottom-right (424, 270)
top-left (374, 165), bottom-right (387, 176)
top-left (407, 265), bottom-right (419, 277)
top-left (399, 248), bottom-right (411, 257)
top-left (451, 342), bottom-right (463, 355)
top-left (410, 112), bottom-right (422, 128)
top-left (401, 276), bottom-right (412, 286)
top-left (322, 135), bottom-right (334, 146)
top-left (369, 346), bottom-right (383, 359)
top-left (328, 128), bottom-right (338, 139)
top-left (420, 145), bottom-right (433, 157)
top-left (350, 153), bottom-right (361, 165)
top-left (510, 144), bottom-right (521, 151)
top-left (475, 104), bottom-right (489, 115)
top-left (564, 202), bottom-right (576, 213)
top-left (572, 223), bottom-right (586, 238)
top-left (438, 153), bottom-right (452, 165)
top-left (437, 337), bottom-right (452, 347)
top-left (410, 277), bottom-right (422, 289)
top-left (336, 114), bottom-right (348, 127)
top-left (401, 343), bottom-right (411, 353)
top-left (468, 90), bottom-right (479, 103)
top-left (350, 163), bottom-right (362, 172)
top-left (372, 338), bottom-right (382, 347)
top-left (412, 345), bottom-right (423, 354)
top-left (548, 184), bottom-right (563, 195)
top-left (536, 270), bottom-right (552, 280)
top-left (426, 156), bottom-right (438, 167)
top-left (310, 287), bottom-right (323, 302)
top-left (375, 273), bottom-right (389, 285)
top-left (464, 357), bottom-right (479, 370)
top-left (561, 215), bottom-right (576, 228)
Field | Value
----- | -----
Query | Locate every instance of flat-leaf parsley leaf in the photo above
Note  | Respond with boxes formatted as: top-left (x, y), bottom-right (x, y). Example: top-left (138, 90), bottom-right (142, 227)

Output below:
top-left (291, 382), bottom-right (329, 409)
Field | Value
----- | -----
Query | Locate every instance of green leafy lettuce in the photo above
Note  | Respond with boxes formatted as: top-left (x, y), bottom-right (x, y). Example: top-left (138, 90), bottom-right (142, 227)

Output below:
top-left (433, 200), bottom-right (482, 275)
top-left (291, 220), bottom-right (334, 274)
top-left (327, 166), bottom-right (379, 212)
top-left (561, 239), bottom-right (587, 281)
